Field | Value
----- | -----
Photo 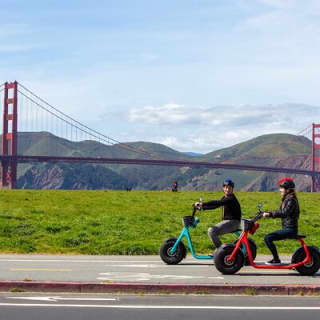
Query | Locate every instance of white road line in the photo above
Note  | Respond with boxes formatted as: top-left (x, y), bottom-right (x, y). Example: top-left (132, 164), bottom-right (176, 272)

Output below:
top-left (97, 272), bottom-right (206, 281)
top-left (0, 304), bottom-right (320, 310)
top-left (105, 264), bottom-right (165, 268)
top-left (97, 272), bottom-right (223, 281)
top-left (7, 296), bottom-right (118, 302)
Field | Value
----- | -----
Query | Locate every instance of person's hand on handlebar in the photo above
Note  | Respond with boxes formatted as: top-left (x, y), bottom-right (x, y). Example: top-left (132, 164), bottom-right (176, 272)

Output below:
top-left (263, 212), bottom-right (272, 218)
top-left (193, 202), bottom-right (202, 210)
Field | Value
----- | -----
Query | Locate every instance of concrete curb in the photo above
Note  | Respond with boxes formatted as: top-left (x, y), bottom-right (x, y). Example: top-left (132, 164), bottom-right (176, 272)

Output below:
top-left (1, 281), bottom-right (320, 296)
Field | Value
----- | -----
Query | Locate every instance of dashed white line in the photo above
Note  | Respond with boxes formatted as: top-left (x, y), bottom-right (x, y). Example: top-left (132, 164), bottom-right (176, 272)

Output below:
top-left (0, 304), bottom-right (319, 310)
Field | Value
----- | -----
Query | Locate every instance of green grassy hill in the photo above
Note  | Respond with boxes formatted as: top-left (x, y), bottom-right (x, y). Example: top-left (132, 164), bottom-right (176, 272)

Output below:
top-left (0, 190), bottom-right (318, 255)
top-left (187, 133), bottom-right (312, 191)
top-left (16, 132), bottom-right (193, 160)
top-left (203, 134), bottom-right (311, 164)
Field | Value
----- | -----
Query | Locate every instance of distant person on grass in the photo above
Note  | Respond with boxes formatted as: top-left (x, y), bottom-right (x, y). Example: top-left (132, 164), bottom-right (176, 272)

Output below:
top-left (171, 181), bottom-right (178, 192)
top-left (193, 178), bottom-right (241, 254)
top-left (262, 177), bottom-right (300, 265)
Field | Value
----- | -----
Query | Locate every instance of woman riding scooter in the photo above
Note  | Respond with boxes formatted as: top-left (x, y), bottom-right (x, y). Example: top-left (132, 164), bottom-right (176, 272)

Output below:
top-left (263, 177), bottom-right (300, 264)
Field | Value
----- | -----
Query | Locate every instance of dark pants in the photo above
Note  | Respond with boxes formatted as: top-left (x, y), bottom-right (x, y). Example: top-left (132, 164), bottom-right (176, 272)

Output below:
top-left (208, 220), bottom-right (240, 249)
top-left (264, 228), bottom-right (297, 260)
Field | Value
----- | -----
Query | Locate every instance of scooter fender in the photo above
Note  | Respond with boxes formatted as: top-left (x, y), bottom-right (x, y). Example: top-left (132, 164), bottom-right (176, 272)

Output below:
top-left (164, 237), bottom-right (180, 243)
top-left (291, 245), bottom-right (320, 262)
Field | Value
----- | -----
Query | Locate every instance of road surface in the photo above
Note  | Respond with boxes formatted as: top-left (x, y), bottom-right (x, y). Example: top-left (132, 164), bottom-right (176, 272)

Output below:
top-left (0, 254), bottom-right (319, 285)
top-left (0, 293), bottom-right (319, 320)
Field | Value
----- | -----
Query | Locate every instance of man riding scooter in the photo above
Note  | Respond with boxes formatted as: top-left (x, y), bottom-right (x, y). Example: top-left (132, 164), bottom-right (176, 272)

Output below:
top-left (194, 178), bottom-right (242, 254)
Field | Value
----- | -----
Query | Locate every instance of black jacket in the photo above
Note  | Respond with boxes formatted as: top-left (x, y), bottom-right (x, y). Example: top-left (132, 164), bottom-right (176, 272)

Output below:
top-left (202, 194), bottom-right (241, 221)
top-left (270, 193), bottom-right (300, 230)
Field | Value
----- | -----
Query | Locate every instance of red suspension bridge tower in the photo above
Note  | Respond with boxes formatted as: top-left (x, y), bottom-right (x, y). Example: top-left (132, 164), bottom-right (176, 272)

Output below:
top-left (311, 123), bottom-right (320, 192)
top-left (1, 81), bottom-right (18, 189)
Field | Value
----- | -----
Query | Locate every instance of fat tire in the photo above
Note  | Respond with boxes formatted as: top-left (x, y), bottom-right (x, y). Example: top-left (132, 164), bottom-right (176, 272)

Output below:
top-left (215, 244), bottom-right (244, 275)
top-left (291, 246), bottom-right (320, 276)
top-left (160, 237), bottom-right (186, 265)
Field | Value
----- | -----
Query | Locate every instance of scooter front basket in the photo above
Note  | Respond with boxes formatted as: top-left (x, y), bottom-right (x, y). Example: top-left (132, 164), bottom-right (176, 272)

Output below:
top-left (241, 219), bottom-right (254, 232)
top-left (183, 216), bottom-right (195, 227)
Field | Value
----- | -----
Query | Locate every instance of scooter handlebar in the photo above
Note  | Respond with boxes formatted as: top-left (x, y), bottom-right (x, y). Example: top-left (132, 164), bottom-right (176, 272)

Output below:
top-left (251, 209), bottom-right (264, 222)
top-left (192, 197), bottom-right (203, 217)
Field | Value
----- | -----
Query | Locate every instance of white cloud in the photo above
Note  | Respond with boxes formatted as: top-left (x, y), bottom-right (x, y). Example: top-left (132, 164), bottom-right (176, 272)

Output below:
top-left (126, 103), bottom-right (320, 152)
top-left (159, 135), bottom-right (222, 153)
top-left (129, 104), bottom-right (232, 126)
top-left (129, 104), bottom-right (195, 125)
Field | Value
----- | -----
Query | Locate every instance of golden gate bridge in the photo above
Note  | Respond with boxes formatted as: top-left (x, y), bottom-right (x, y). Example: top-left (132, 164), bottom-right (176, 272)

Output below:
top-left (1, 81), bottom-right (320, 191)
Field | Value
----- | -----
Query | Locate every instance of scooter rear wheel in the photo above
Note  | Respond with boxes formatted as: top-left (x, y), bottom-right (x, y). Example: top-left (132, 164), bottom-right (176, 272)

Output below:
top-left (215, 244), bottom-right (244, 275)
top-left (291, 246), bottom-right (320, 276)
top-left (160, 238), bottom-right (186, 265)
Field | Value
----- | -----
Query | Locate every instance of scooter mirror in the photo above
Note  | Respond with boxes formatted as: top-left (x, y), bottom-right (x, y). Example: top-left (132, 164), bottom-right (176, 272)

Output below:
top-left (257, 203), bottom-right (262, 208)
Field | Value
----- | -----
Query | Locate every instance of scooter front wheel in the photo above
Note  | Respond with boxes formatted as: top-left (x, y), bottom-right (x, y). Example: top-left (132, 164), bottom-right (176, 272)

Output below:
top-left (215, 244), bottom-right (244, 275)
top-left (160, 238), bottom-right (186, 265)
top-left (291, 246), bottom-right (320, 276)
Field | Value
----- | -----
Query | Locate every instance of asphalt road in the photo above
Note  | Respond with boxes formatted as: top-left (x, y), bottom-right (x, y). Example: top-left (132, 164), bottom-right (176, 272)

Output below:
top-left (0, 254), bottom-right (319, 285)
top-left (0, 293), bottom-right (319, 320)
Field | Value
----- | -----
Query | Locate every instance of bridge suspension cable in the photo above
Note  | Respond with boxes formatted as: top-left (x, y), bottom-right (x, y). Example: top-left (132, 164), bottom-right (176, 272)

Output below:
top-left (296, 125), bottom-right (312, 138)
top-left (17, 82), bottom-right (154, 158)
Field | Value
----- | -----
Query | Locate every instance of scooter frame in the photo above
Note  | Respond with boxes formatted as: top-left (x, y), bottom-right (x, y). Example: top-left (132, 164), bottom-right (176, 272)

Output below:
top-left (169, 210), bottom-right (242, 260)
top-left (227, 213), bottom-right (312, 270)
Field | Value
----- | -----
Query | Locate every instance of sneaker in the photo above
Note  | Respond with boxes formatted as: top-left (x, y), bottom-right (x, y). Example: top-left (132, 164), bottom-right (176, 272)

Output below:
top-left (266, 258), bottom-right (281, 265)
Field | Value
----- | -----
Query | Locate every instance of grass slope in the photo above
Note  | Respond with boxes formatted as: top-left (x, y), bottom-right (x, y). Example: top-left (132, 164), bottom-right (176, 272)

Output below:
top-left (202, 133), bottom-right (311, 162)
top-left (0, 190), bottom-right (319, 256)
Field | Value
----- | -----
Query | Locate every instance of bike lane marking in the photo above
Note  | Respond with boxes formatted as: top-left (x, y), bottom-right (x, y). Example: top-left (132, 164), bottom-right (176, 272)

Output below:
top-left (10, 268), bottom-right (72, 272)
top-left (7, 296), bottom-right (118, 302)
top-left (97, 272), bottom-right (224, 281)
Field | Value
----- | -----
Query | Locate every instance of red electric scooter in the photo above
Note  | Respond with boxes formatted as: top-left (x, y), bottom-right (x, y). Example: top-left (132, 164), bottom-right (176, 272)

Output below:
top-left (214, 204), bottom-right (320, 275)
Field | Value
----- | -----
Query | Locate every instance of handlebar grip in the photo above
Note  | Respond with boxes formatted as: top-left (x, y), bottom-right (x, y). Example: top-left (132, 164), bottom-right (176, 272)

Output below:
top-left (252, 211), bottom-right (263, 222)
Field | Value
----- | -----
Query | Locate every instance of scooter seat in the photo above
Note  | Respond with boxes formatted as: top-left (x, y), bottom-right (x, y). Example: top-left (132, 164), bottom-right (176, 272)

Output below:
top-left (288, 234), bottom-right (306, 239)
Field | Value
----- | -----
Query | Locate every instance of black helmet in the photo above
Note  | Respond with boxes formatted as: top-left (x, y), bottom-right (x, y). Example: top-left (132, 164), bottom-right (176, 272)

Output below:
top-left (222, 178), bottom-right (234, 188)
top-left (277, 177), bottom-right (295, 189)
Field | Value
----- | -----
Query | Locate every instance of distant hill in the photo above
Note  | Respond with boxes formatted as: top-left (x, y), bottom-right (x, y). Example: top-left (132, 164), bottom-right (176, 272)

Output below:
top-left (4, 132), bottom-right (313, 191)
top-left (13, 132), bottom-right (194, 190)
top-left (187, 133), bottom-right (312, 191)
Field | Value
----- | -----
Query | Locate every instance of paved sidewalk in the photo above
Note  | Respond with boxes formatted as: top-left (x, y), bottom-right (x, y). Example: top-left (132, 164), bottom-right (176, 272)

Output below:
top-left (0, 254), bottom-right (319, 295)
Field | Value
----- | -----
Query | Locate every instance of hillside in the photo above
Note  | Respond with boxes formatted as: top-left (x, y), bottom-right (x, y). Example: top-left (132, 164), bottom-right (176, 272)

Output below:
top-left (187, 133), bottom-right (312, 191)
top-left (13, 132), bottom-right (195, 190)
top-left (4, 131), bottom-right (313, 191)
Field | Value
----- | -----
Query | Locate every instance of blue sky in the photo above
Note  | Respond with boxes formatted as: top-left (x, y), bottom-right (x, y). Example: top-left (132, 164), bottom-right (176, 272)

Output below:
top-left (1, 0), bottom-right (320, 152)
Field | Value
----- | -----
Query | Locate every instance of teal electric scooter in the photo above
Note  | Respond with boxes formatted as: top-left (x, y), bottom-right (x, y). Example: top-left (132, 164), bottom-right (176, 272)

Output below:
top-left (160, 198), bottom-right (257, 265)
